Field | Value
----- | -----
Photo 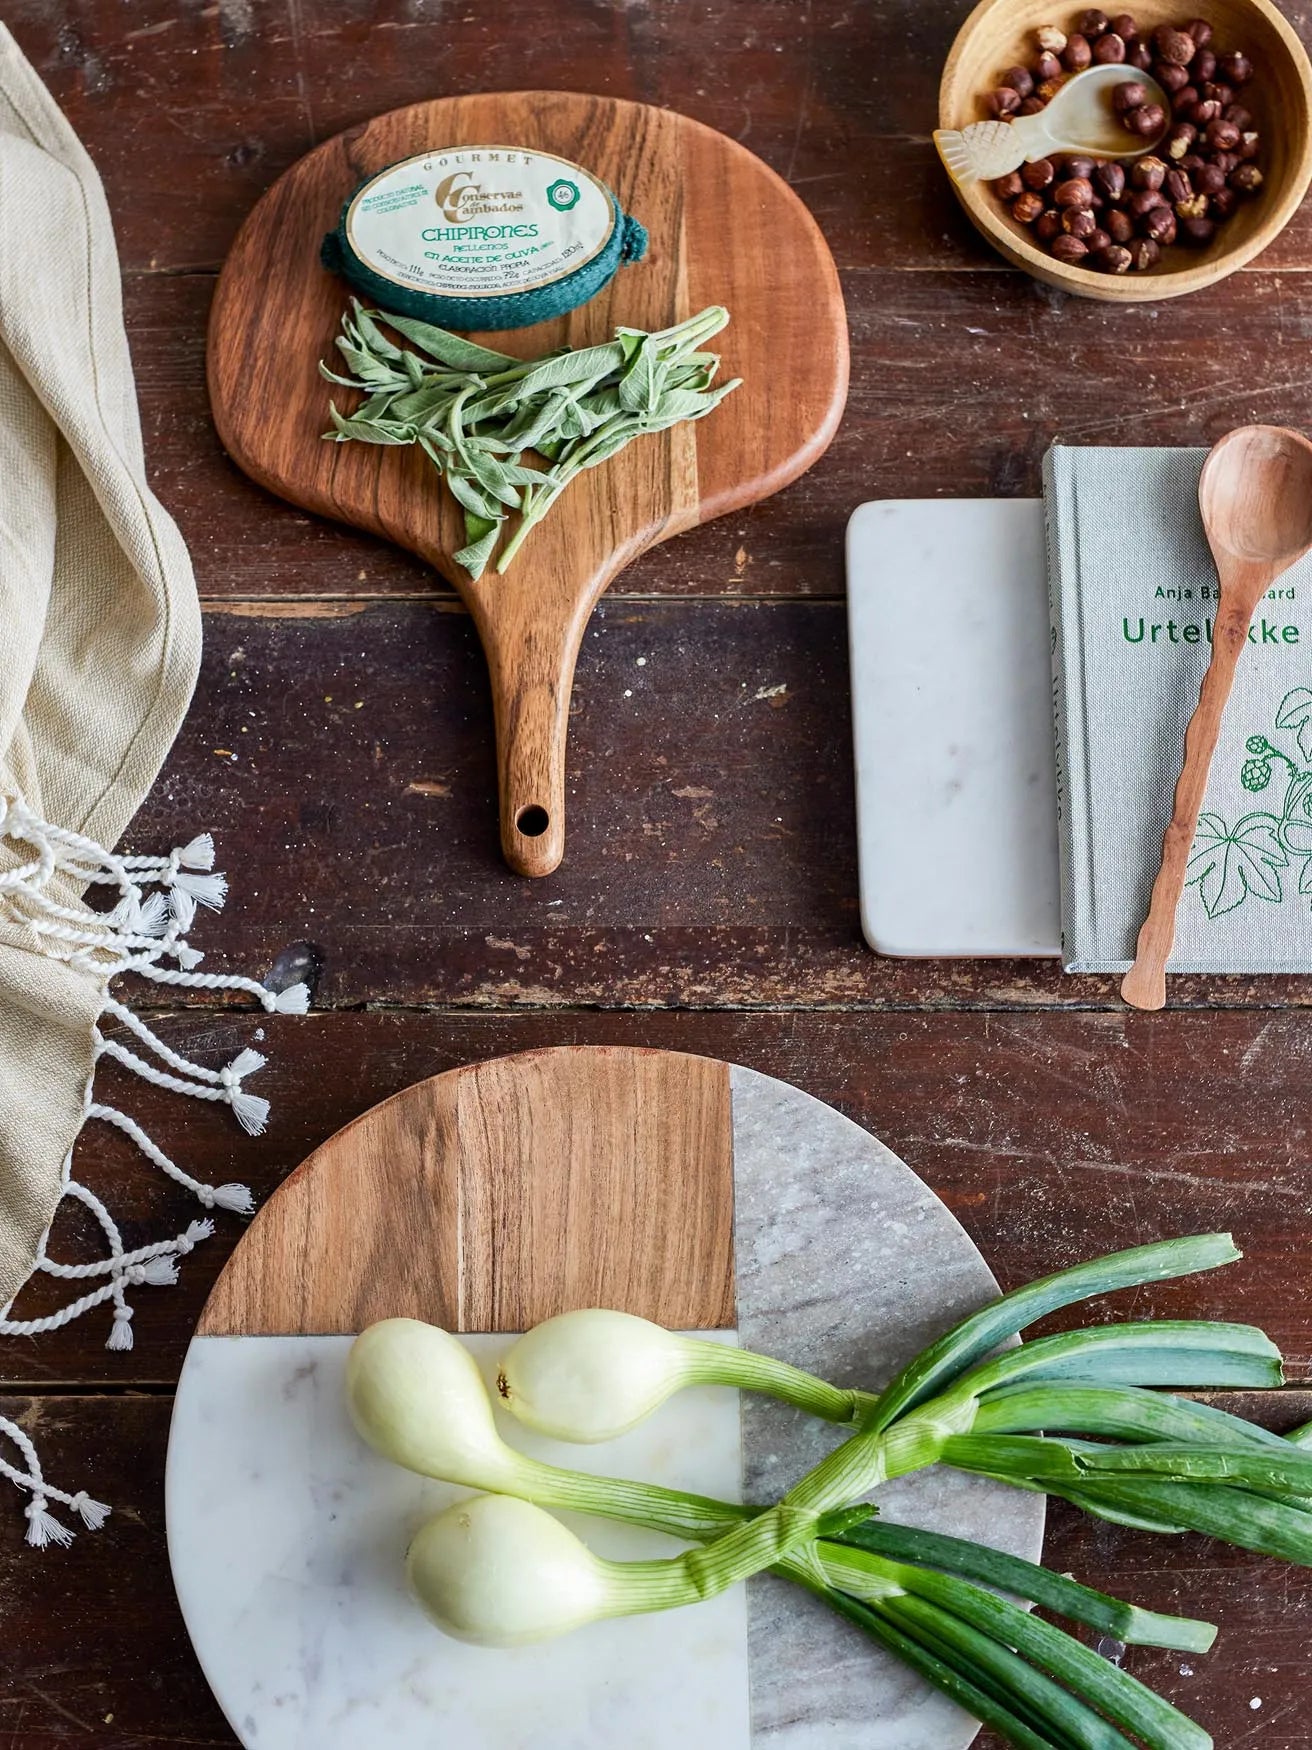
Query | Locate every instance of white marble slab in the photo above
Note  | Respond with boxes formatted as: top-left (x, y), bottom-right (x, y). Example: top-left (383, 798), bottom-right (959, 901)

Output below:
top-left (167, 1334), bottom-right (750, 1750)
top-left (847, 498), bottom-right (1062, 958)
top-left (729, 1064), bottom-right (1045, 1749)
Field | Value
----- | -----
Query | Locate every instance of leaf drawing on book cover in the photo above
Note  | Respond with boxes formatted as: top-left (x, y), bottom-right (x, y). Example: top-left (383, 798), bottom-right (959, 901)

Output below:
top-left (1187, 686), bottom-right (1312, 920)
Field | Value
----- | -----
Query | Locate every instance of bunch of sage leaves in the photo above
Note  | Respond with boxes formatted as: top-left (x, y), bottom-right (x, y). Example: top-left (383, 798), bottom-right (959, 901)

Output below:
top-left (321, 302), bottom-right (740, 580)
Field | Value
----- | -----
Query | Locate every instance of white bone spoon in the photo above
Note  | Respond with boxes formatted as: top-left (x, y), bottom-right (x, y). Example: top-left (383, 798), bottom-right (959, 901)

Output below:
top-left (935, 64), bottom-right (1170, 186)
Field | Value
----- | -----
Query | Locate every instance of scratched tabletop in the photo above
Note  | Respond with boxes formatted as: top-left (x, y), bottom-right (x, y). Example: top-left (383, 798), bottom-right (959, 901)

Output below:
top-left (3, 2), bottom-right (1312, 1745)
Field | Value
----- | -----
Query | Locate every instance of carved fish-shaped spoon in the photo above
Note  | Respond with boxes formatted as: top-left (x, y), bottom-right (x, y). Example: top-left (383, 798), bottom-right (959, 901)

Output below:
top-left (935, 64), bottom-right (1169, 186)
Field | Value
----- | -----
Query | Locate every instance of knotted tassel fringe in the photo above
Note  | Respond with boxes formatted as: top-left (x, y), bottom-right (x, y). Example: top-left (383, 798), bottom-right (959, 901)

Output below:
top-left (0, 795), bottom-right (309, 1545)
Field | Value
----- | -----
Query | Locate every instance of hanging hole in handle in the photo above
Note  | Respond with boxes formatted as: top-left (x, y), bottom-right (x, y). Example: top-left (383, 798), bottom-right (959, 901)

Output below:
top-left (516, 805), bottom-right (550, 838)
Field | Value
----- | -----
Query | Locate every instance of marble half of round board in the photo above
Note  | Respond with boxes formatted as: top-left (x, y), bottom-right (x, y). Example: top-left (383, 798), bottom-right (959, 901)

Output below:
top-left (847, 499), bottom-right (1063, 958)
top-left (166, 1045), bottom-right (1044, 1749)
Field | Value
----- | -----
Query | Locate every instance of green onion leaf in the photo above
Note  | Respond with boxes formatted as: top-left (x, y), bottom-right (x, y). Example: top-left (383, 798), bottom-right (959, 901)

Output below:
top-left (829, 1520), bottom-right (1216, 1652)
top-left (863, 1234), bottom-right (1243, 1434)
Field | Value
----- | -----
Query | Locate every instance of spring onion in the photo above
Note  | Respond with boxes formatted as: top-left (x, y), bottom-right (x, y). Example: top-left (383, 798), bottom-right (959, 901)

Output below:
top-left (496, 1308), bottom-right (875, 1442)
top-left (406, 1493), bottom-right (833, 1647)
top-left (348, 1231), bottom-right (1309, 1750)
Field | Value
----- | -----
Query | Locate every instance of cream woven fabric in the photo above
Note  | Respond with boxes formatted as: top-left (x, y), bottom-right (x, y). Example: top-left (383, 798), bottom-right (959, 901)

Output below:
top-left (0, 24), bottom-right (201, 1307)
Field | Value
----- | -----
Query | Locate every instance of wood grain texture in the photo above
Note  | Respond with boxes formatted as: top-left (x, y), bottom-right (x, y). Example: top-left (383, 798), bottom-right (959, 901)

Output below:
top-left (209, 91), bottom-right (847, 873)
top-left (8, 1007), bottom-right (1312, 1385)
top-left (940, 0), bottom-right (1312, 300)
top-left (198, 1045), bottom-right (734, 1335)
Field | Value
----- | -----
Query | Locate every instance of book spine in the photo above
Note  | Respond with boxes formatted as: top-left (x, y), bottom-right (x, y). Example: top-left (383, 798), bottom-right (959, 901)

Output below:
top-left (1042, 446), bottom-right (1080, 971)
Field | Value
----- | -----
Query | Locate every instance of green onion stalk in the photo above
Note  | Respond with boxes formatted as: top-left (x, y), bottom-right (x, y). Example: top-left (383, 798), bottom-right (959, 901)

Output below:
top-left (350, 1235), bottom-right (1301, 1750)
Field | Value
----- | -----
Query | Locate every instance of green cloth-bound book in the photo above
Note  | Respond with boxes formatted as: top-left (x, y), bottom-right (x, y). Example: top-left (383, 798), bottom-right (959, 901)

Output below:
top-left (1044, 443), bottom-right (1312, 975)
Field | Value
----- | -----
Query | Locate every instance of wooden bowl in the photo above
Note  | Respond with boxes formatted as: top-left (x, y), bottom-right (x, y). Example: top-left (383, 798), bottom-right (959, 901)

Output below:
top-left (939, 0), bottom-right (1312, 300)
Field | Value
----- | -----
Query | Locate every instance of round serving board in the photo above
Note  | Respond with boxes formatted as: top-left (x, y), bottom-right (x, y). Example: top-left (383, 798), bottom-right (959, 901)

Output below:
top-left (166, 1046), bottom-right (1043, 1750)
top-left (208, 94), bottom-right (849, 877)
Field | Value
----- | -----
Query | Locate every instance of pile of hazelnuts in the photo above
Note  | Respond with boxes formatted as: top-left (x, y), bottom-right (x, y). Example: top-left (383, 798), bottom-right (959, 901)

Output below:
top-left (987, 12), bottom-right (1263, 274)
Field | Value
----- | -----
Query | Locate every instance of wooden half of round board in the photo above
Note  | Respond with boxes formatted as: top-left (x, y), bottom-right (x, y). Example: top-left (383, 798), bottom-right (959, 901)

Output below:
top-left (165, 1045), bottom-right (1043, 1750)
top-left (207, 93), bottom-right (849, 878)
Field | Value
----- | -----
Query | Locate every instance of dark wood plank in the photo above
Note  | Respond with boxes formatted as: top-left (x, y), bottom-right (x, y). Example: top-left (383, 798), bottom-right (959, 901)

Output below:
top-left (5, 1008), bottom-right (1312, 1385)
top-left (80, 596), bottom-right (1308, 1009)
top-left (128, 262), bottom-right (1312, 603)
top-left (2, 1391), bottom-right (1310, 1747)
top-left (6, 0), bottom-right (1312, 276)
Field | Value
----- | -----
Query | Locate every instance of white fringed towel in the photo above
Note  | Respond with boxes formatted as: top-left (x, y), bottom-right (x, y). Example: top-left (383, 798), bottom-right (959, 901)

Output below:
top-left (0, 25), bottom-right (306, 1549)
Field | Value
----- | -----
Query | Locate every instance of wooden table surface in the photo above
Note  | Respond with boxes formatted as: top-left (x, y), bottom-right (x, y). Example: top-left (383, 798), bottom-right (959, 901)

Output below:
top-left (3, 2), bottom-right (1312, 1745)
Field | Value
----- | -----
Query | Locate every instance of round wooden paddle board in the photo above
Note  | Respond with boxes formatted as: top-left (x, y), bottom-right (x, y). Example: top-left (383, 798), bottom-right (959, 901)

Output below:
top-left (208, 95), bottom-right (849, 876)
top-left (167, 1047), bottom-right (1041, 1749)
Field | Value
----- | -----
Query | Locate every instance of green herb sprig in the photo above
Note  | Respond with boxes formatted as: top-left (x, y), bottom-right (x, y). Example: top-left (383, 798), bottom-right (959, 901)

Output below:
top-left (321, 302), bottom-right (741, 580)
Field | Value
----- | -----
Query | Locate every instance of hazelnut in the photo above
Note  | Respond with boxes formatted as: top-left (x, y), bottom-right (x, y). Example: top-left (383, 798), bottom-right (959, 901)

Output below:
top-left (1021, 157), bottom-right (1056, 190)
top-left (1062, 32), bottom-right (1093, 70)
top-left (1178, 213), bottom-right (1217, 245)
top-left (1206, 117), bottom-right (1241, 151)
top-left (1063, 207), bottom-right (1098, 237)
top-left (1095, 243), bottom-right (1133, 273)
top-left (1034, 207), bottom-right (1065, 241)
top-left (1172, 86), bottom-right (1200, 116)
top-left (1054, 175), bottom-right (1096, 210)
top-left (988, 86), bottom-right (1023, 117)
top-left (1050, 233), bottom-right (1090, 265)
top-left (1131, 154), bottom-right (1168, 190)
top-left (1193, 47), bottom-right (1217, 83)
top-left (1209, 185), bottom-right (1238, 218)
top-left (1128, 37), bottom-right (1154, 70)
top-left (1125, 102), bottom-right (1166, 137)
top-left (1127, 236), bottom-right (1161, 270)
top-left (1128, 186), bottom-right (1168, 217)
top-left (1211, 150), bottom-right (1240, 175)
top-left (1078, 8), bottom-right (1110, 34)
top-left (1105, 207), bottom-right (1135, 242)
top-left (1141, 204), bottom-right (1178, 244)
top-left (1219, 50), bottom-right (1253, 85)
top-left (1018, 96), bottom-right (1047, 114)
top-left (1167, 123), bottom-right (1197, 160)
top-left (1230, 161), bottom-right (1264, 193)
top-left (1112, 13), bottom-right (1138, 39)
top-left (1189, 99), bottom-right (1223, 128)
top-left (1195, 162), bottom-right (1227, 196)
top-left (1093, 31), bottom-right (1126, 62)
top-left (1086, 226), bottom-right (1113, 252)
top-left (1153, 23), bottom-right (1197, 64)
top-left (1036, 49), bottom-right (1064, 80)
top-left (994, 170), bottom-right (1026, 200)
top-left (1013, 191), bottom-right (1047, 224)
top-left (1155, 62), bottom-right (1191, 93)
top-left (1175, 191), bottom-right (1209, 220)
top-left (1185, 18), bottom-right (1213, 47)
top-left (1036, 24), bottom-right (1067, 52)
top-left (1239, 131), bottom-right (1261, 162)
top-left (1226, 105), bottom-right (1253, 131)
top-left (1004, 64), bottom-right (1035, 98)
top-left (1095, 160), bottom-right (1127, 199)
top-left (1164, 167), bottom-right (1193, 203)
top-left (1062, 155), bottom-right (1097, 181)
top-left (1113, 78), bottom-right (1150, 113)
top-left (1200, 81), bottom-right (1233, 105)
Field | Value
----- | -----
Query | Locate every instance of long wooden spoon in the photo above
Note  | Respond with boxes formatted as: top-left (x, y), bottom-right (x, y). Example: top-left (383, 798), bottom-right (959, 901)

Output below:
top-left (1122, 425), bottom-right (1312, 1011)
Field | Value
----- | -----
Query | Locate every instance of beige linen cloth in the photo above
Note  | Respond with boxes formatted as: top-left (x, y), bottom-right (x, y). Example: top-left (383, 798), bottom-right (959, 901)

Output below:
top-left (0, 27), bottom-right (305, 1546)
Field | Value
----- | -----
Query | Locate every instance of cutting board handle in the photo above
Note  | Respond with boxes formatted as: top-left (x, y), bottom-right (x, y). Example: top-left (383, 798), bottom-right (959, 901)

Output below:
top-left (471, 581), bottom-right (592, 877)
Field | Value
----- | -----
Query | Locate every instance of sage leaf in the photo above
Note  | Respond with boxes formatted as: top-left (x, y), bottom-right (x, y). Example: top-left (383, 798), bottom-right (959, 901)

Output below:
top-left (321, 304), bottom-right (740, 579)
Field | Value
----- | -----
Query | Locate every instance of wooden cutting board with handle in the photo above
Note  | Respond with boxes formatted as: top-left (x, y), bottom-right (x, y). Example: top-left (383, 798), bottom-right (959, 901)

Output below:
top-left (208, 92), bottom-right (848, 876)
